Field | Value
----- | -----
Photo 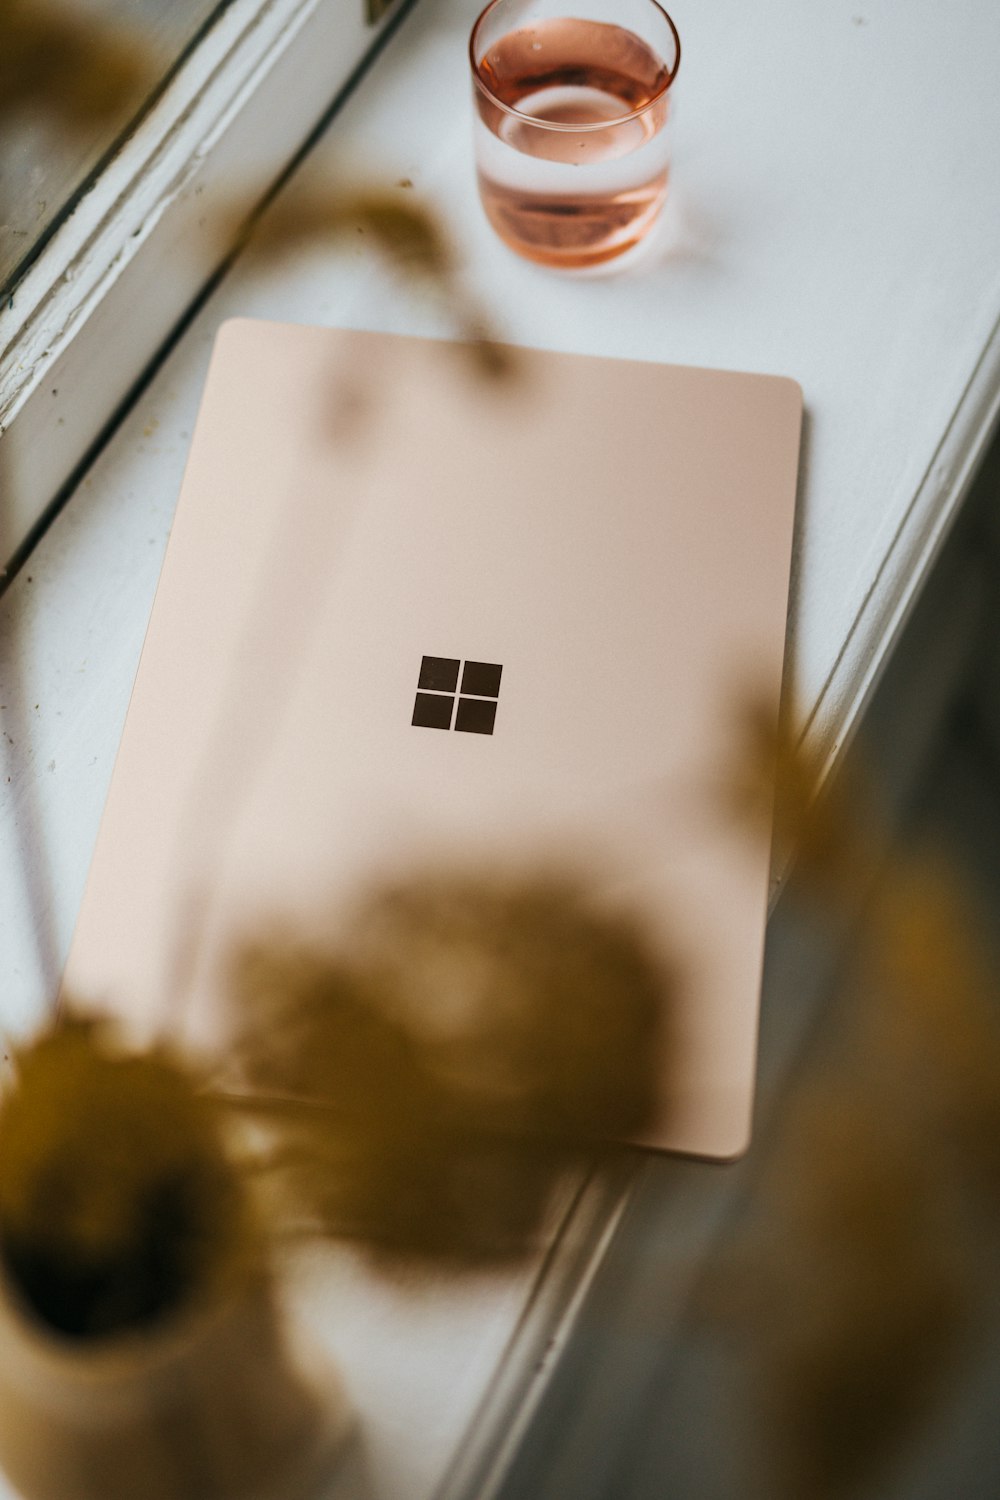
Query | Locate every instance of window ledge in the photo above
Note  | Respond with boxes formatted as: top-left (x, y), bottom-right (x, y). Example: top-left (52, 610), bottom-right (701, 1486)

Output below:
top-left (0, 0), bottom-right (408, 568)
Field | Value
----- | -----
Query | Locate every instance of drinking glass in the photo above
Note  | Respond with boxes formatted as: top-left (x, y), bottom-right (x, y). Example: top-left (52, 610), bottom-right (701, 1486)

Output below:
top-left (470, 0), bottom-right (681, 270)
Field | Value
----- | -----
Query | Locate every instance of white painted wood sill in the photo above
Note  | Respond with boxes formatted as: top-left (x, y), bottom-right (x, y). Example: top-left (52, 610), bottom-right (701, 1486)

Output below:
top-left (2, 0), bottom-right (1000, 1495)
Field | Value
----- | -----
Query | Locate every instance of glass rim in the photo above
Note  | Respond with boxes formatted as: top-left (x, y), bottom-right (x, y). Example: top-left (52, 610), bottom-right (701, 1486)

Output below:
top-left (469, 0), bottom-right (681, 133)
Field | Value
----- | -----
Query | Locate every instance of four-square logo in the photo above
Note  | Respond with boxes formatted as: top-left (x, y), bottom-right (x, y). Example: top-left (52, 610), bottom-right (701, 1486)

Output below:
top-left (412, 656), bottom-right (503, 735)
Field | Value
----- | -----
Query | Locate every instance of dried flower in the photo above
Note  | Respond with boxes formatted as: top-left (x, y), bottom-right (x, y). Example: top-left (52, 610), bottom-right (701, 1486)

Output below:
top-left (0, 0), bottom-right (149, 132)
top-left (725, 698), bottom-right (877, 904)
top-left (740, 1081), bottom-right (967, 1500)
top-left (232, 182), bottom-right (515, 381)
top-left (227, 870), bottom-right (669, 1264)
top-left (717, 705), bottom-right (1000, 1499)
top-left (863, 857), bottom-right (1000, 1193)
top-left (0, 1017), bottom-right (251, 1338)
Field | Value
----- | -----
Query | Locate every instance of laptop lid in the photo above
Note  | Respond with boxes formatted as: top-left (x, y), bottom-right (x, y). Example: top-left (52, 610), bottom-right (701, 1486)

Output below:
top-left (62, 320), bottom-right (802, 1159)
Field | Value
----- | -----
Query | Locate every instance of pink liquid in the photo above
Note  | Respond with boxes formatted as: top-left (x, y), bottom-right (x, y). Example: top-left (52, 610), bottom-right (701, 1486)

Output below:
top-left (473, 18), bottom-right (673, 269)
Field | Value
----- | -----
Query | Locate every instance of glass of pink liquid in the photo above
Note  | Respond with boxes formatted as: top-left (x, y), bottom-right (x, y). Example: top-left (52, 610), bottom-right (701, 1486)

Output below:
top-left (470, 0), bottom-right (680, 270)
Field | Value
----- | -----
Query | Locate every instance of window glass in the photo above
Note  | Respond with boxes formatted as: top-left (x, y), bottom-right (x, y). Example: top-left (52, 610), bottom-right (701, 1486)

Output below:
top-left (1, 0), bottom-right (235, 296)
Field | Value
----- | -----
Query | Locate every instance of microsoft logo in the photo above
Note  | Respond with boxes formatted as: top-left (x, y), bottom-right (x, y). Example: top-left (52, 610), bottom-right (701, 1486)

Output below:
top-left (411, 656), bottom-right (502, 735)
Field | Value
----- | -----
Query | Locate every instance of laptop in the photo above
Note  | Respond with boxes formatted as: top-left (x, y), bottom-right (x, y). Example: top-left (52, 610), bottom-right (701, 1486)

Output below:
top-left (62, 320), bottom-right (802, 1159)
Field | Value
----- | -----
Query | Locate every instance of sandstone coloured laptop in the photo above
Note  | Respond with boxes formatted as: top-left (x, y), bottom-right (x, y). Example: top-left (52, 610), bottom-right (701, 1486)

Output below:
top-left (62, 320), bottom-right (802, 1159)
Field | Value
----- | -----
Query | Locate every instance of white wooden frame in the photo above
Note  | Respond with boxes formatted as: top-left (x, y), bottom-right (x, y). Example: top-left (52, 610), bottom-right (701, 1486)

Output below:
top-left (0, 0), bottom-right (411, 569)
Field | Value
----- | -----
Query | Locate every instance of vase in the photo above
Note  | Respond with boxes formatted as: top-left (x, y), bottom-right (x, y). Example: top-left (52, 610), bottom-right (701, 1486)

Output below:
top-left (0, 1257), bottom-right (350, 1500)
